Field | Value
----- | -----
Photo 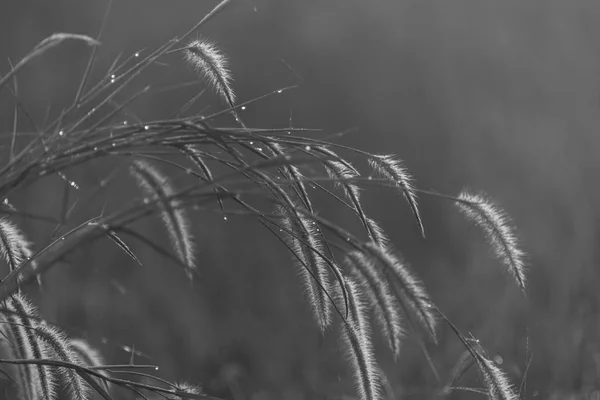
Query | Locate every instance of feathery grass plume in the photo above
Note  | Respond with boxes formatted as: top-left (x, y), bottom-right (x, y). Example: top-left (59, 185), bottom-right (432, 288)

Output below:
top-left (174, 382), bottom-right (204, 399)
top-left (345, 251), bottom-right (404, 357)
top-left (0, 301), bottom-right (32, 400)
top-left (69, 339), bottom-right (111, 395)
top-left (364, 242), bottom-right (437, 341)
top-left (0, 218), bottom-right (37, 287)
top-left (338, 278), bottom-right (380, 400)
top-left (455, 190), bottom-right (527, 291)
top-left (368, 155), bottom-right (425, 237)
top-left (184, 38), bottom-right (235, 108)
top-left (322, 160), bottom-right (381, 243)
top-left (7, 294), bottom-right (57, 400)
top-left (439, 310), bottom-right (517, 400)
top-left (363, 217), bottom-right (389, 249)
top-left (0, 33), bottom-right (99, 91)
top-left (31, 322), bottom-right (90, 400)
top-left (130, 160), bottom-right (196, 280)
top-left (276, 204), bottom-right (332, 330)
top-left (314, 146), bottom-right (360, 176)
top-left (474, 350), bottom-right (518, 400)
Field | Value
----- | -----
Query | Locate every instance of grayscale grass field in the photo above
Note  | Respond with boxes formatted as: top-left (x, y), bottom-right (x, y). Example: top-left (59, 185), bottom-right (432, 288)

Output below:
top-left (0, 1), bottom-right (596, 399)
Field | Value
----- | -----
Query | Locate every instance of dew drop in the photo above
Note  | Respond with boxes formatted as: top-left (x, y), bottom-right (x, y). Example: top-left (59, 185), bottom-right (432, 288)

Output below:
top-left (123, 120), bottom-right (128, 125)
top-left (110, 74), bottom-right (116, 79)
top-left (250, 141), bottom-right (254, 145)
top-left (155, 367), bottom-right (159, 371)
top-left (223, 216), bottom-right (228, 221)
top-left (69, 181), bottom-right (79, 189)
top-left (58, 130), bottom-right (64, 136)
top-left (144, 125), bottom-right (149, 131)
top-left (257, 147), bottom-right (263, 152)
top-left (110, 78), bottom-right (115, 84)
top-left (111, 143), bottom-right (116, 147)
top-left (277, 89), bottom-right (283, 94)
top-left (305, 145), bottom-right (311, 151)
top-left (3, 199), bottom-right (8, 204)
top-left (143, 198), bottom-right (150, 204)
top-left (93, 147), bottom-right (98, 151)
top-left (367, 176), bottom-right (373, 180)
top-left (286, 131), bottom-right (291, 135)
top-left (241, 106), bottom-right (246, 111)
top-left (135, 52), bottom-right (140, 57)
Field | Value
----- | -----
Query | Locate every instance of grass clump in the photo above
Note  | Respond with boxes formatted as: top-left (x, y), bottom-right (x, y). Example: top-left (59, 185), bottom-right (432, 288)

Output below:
top-left (0, 1), bottom-right (530, 399)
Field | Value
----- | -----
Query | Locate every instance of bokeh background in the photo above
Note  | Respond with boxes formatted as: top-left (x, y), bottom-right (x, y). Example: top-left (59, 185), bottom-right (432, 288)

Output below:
top-left (1, 0), bottom-right (599, 398)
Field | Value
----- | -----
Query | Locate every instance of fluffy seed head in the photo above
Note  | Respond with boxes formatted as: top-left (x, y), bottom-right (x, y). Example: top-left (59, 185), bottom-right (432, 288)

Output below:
top-left (70, 338), bottom-right (111, 395)
top-left (0, 218), bottom-right (40, 288)
top-left (364, 243), bottom-right (437, 341)
top-left (131, 160), bottom-right (196, 280)
top-left (33, 322), bottom-right (91, 400)
top-left (456, 190), bottom-right (527, 291)
top-left (475, 351), bottom-right (518, 400)
top-left (346, 251), bottom-right (404, 357)
top-left (368, 155), bottom-right (425, 237)
top-left (338, 278), bottom-right (381, 400)
top-left (184, 38), bottom-right (236, 106)
top-left (277, 205), bottom-right (332, 330)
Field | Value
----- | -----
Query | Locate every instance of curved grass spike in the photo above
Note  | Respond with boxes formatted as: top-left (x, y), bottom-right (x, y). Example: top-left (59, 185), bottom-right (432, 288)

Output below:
top-left (174, 382), bottom-right (204, 399)
top-left (437, 309), bottom-right (518, 400)
top-left (130, 160), bottom-right (196, 280)
top-left (183, 38), bottom-right (245, 127)
top-left (363, 217), bottom-right (389, 249)
top-left (7, 294), bottom-right (57, 400)
top-left (321, 160), bottom-right (375, 239)
top-left (455, 190), bottom-right (527, 292)
top-left (69, 339), bottom-right (111, 395)
top-left (0, 300), bottom-right (33, 399)
top-left (0, 218), bottom-right (36, 286)
top-left (183, 38), bottom-right (234, 106)
top-left (321, 159), bottom-right (389, 247)
top-left (364, 242), bottom-right (437, 341)
top-left (0, 33), bottom-right (99, 92)
top-left (345, 251), bottom-right (404, 358)
top-left (368, 154), bottom-right (425, 237)
top-left (338, 278), bottom-right (380, 400)
top-left (30, 322), bottom-right (91, 400)
top-left (276, 204), bottom-right (332, 330)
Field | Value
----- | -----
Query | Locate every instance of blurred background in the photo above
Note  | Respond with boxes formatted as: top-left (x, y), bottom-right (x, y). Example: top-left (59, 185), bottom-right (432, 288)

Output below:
top-left (1, 0), bottom-right (599, 398)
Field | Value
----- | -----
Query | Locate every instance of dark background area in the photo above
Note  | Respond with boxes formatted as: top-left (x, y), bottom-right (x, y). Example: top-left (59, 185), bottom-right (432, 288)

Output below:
top-left (1, 0), bottom-right (599, 398)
